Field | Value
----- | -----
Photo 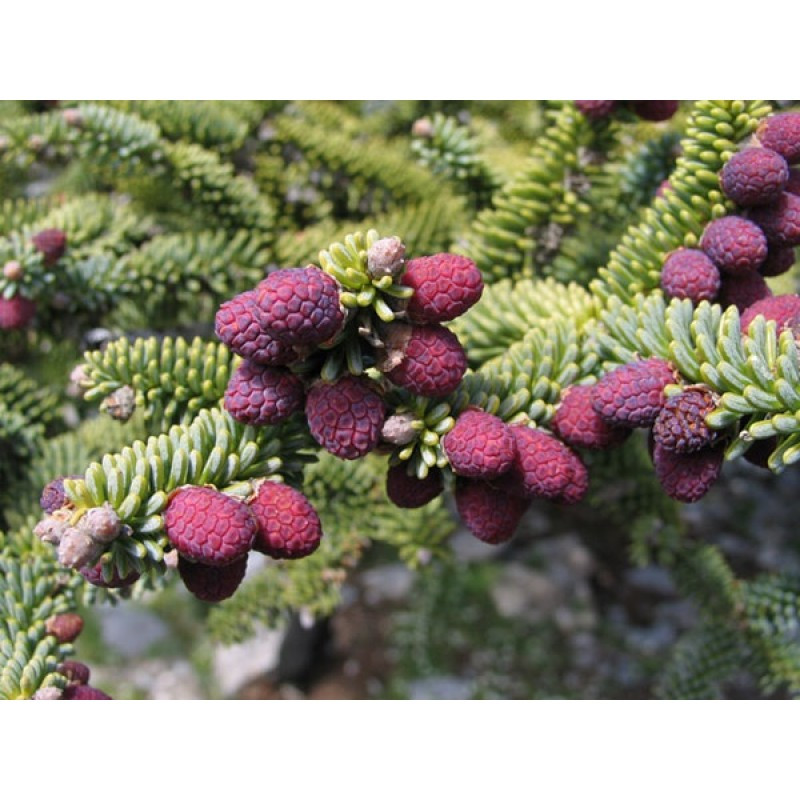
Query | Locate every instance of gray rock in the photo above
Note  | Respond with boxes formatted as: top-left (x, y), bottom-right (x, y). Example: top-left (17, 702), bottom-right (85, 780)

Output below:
top-left (554, 606), bottom-right (597, 634)
top-left (407, 676), bottom-right (474, 700)
top-left (360, 564), bottom-right (415, 605)
top-left (625, 566), bottom-right (677, 598)
top-left (147, 660), bottom-right (204, 700)
top-left (96, 605), bottom-right (170, 659)
top-left (491, 563), bottom-right (561, 621)
top-left (90, 658), bottom-right (205, 700)
top-left (570, 632), bottom-right (600, 671)
top-left (213, 624), bottom-right (285, 697)
top-left (449, 528), bottom-right (506, 563)
top-left (657, 600), bottom-right (697, 630)
top-left (564, 539), bottom-right (595, 577)
top-left (626, 621), bottom-right (677, 655)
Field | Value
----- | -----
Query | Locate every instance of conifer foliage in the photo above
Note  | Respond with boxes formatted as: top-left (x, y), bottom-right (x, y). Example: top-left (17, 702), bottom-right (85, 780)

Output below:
top-left (2, 100), bottom-right (800, 699)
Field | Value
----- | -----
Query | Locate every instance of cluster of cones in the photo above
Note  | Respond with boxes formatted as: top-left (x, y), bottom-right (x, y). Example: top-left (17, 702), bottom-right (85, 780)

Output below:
top-left (32, 612), bottom-right (111, 700)
top-left (215, 243), bottom-right (484, 459)
top-left (0, 228), bottom-right (67, 329)
top-left (36, 474), bottom-right (324, 604)
top-left (660, 112), bottom-right (800, 318)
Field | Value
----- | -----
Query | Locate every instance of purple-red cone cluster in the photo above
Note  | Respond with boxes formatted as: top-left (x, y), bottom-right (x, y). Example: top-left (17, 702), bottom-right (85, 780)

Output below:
top-left (216, 251), bottom-right (482, 462)
top-left (591, 357), bottom-right (725, 503)
top-left (216, 266), bottom-right (342, 431)
top-left (306, 375), bottom-right (386, 460)
top-left (57, 658), bottom-right (111, 700)
top-left (256, 113), bottom-right (800, 539)
top-left (386, 400), bottom-right (599, 546)
top-left (370, 252), bottom-right (480, 403)
top-left (428, 405), bottom-right (592, 545)
top-left (163, 481), bottom-right (323, 602)
top-left (34, 612), bottom-right (112, 700)
top-left (391, 354), bottom-right (716, 544)
top-left (659, 217), bottom-right (775, 310)
top-left (0, 228), bottom-right (67, 331)
top-left (658, 112), bottom-right (800, 345)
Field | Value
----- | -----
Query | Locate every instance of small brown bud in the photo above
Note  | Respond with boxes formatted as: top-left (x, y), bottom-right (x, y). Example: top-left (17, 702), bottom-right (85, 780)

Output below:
top-left (376, 323), bottom-right (412, 373)
top-left (3, 260), bottom-right (23, 281)
top-left (57, 527), bottom-right (103, 569)
top-left (46, 612), bottom-right (84, 644)
top-left (380, 412), bottom-right (418, 446)
top-left (34, 510), bottom-right (72, 545)
top-left (367, 237), bottom-right (406, 279)
top-left (412, 117), bottom-right (434, 138)
top-left (32, 687), bottom-right (63, 700)
top-left (78, 503), bottom-right (121, 543)
top-left (102, 385), bottom-right (136, 421)
top-left (67, 364), bottom-right (89, 398)
top-left (27, 134), bottom-right (46, 152)
top-left (62, 108), bottom-right (83, 128)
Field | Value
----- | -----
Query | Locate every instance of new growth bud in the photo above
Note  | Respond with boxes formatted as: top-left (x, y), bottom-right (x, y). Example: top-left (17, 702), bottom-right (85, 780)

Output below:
top-left (367, 237), bottom-right (406, 279)
top-left (45, 613), bottom-right (84, 644)
top-left (380, 412), bottom-right (418, 446)
top-left (3, 260), bottom-right (23, 281)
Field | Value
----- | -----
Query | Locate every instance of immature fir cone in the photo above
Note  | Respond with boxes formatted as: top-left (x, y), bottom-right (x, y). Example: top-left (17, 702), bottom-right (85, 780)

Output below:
top-left (455, 478), bottom-right (530, 545)
top-left (79, 561), bottom-right (140, 589)
top-left (786, 168), bottom-right (800, 196)
top-left (759, 246), bottom-right (796, 277)
top-left (305, 375), bottom-right (386, 459)
top-left (551, 384), bottom-right (631, 450)
top-left (660, 249), bottom-right (720, 303)
top-left (178, 555), bottom-right (248, 602)
top-left (739, 294), bottom-right (800, 334)
top-left (40, 475), bottom-right (81, 513)
top-left (652, 387), bottom-right (721, 454)
top-left (442, 408), bottom-right (516, 479)
top-left (756, 113), bottom-right (800, 164)
top-left (700, 217), bottom-right (768, 275)
top-left (718, 271), bottom-right (771, 313)
top-left (506, 426), bottom-right (575, 501)
top-left (629, 101), bottom-right (679, 122)
top-left (0, 294), bottom-right (36, 329)
top-left (249, 481), bottom-right (323, 559)
top-left (31, 228), bottom-right (67, 266)
top-left (224, 361), bottom-right (305, 425)
top-left (164, 486), bottom-right (257, 566)
top-left (748, 193), bottom-right (800, 247)
top-left (591, 358), bottom-right (676, 428)
top-left (653, 442), bottom-right (725, 503)
top-left (57, 661), bottom-right (91, 685)
top-left (385, 464), bottom-right (444, 509)
top-left (384, 324), bottom-right (467, 398)
top-left (400, 253), bottom-right (484, 323)
top-left (720, 148), bottom-right (789, 207)
top-left (575, 101), bottom-right (618, 120)
top-left (215, 290), bottom-right (297, 365)
top-left (254, 266), bottom-right (345, 346)
top-left (63, 685), bottom-right (112, 700)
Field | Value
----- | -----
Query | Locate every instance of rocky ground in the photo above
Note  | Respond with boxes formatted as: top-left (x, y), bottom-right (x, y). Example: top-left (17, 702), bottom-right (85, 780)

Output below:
top-left (72, 448), bottom-right (800, 700)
